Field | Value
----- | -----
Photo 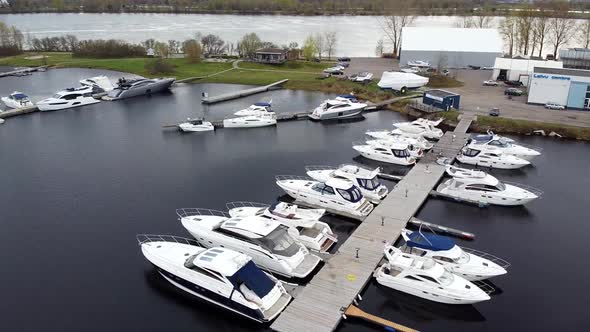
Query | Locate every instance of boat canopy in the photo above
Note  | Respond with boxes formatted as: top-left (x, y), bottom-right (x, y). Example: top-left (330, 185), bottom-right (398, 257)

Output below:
top-left (254, 102), bottom-right (271, 107)
top-left (228, 260), bottom-right (275, 298)
top-left (337, 94), bottom-right (356, 100)
top-left (11, 93), bottom-right (28, 99)
top-left (471, 134), bottom-right (493, 142)
top-left (407, 231), bottom-right (455, 251)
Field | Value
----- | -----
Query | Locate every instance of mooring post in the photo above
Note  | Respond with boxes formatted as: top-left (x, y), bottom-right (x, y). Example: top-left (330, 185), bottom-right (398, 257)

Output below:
top-left (355, 248), bottom-right (360, 259)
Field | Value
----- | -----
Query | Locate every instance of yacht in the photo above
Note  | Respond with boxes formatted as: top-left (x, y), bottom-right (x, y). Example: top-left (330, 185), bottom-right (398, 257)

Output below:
top-left (393, 118), bottom-right (443, 140)
top-left (436, 165), bottom-right (540, 205)
top-left (366, 139), bottom-right (424, 159)
top-left (178, 118), bottom-right (214, 132)
top-left (468, 133), bottom-right (541, 161)
top-left (352, 140), bottom-right (417, 166)
top-left (226, 202), bottom-right (337, 253)
top-left (308, 95), bottom-right (367, 120)
top-left (223, 112), bottom-right (277, 128)
top-left (305, 164), bottom-right (388, 204)
top-left (178, 208), bottom-right (321, 279)
top-left (36, 86), bottom-right (100, 111)
top-left (79, 75), bottom-right (115, 93)
top-left (365, 129), bottom-right (434, 150)
top-left (275, 176), bottom-right (374, 220)
top-left (457, 146), bottom-right (530, 169)
top-left (399, 229), bottom-right (509, 281)
top-left (138, 235), bottom-right (291, 322)
top-left (1, 91), bottom-right (34, 108)
top-left (106, 77), bottom-right (175, 100)
top-left (234, 102), bottom-right (272, 117)
top-left (375, 246), bottom-right (491, 304)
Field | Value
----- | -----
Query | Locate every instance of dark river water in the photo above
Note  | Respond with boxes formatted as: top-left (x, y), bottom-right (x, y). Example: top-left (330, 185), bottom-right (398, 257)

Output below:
top-left (0, 69), bottom-right (589, 332)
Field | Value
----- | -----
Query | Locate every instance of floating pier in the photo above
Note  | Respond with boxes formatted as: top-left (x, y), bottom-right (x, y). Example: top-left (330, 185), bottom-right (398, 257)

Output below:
top-left (201, 79), bottom-right (289, 104)
top-left (0, 105), bottom-right (39, 119)
top-left (0, 66), bottom-right (48, 78)
top-left (270, 115), bottom-right (474, 332)
top-left (344, 305), bottom-right (419, 332)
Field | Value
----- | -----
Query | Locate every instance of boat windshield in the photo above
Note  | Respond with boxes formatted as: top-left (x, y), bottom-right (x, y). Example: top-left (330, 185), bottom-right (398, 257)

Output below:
top-left (454, 251), bottom-right (470, 264)
top-left (438, 270), bottom-right (454, 286)
top-left (357, 176), bottom-right (381, 190)
top-left (489, 139), bottom-right (510, 148)
top-left (392, 149), bottom-right (410, 158)
top-left (496, 182), bottom-right (506, 191)
top-left (336, 186), bottom-right (363, 203)
top-left (52, 93), bottom-right (63, 98)
top-left (258, 225), bottom-right (300, 257)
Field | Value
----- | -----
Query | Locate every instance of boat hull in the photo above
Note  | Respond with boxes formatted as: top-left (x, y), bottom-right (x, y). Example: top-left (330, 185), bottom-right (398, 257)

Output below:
top-left (308, 107), bottom-right (363, 121)
top-left (179, 123), bottom-right (214, 132)
top-left (1, 97), bottom-right (33, 109)
top-left (352, 145), bottom-right (415, 166)
top-left (108, 78), bottom-right (175, 100)
top-left (223, 118), bottom-right (277, 128)
top-left (37, 98), bottom-right (100, 111)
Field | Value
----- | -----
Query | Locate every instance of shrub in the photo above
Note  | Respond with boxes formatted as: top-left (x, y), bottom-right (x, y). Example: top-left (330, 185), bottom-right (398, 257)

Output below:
top-left (144, 58), bottom-right (174, 75)
top-left (73, 39), bottom-right (145, 58)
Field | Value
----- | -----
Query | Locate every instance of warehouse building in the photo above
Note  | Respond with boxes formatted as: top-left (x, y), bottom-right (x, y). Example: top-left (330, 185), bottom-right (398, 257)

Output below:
top-left (528, 67), bottom-right (590, 110)
top-left (399, 27), bottom-right (503, 69)
top-left (559, 48), bottom-right (590, 70)
top-left (491, 57), bottom-right (563, 86)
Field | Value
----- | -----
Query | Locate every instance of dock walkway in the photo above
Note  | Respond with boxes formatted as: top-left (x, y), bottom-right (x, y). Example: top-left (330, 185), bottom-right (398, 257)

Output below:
top-left (271, 115), bottom-right (474, 332)
top-left (0, 66), bottom-right (48, 78)
top-left (0, 106), bottom-right (38, 119)
top-left (201, 79), bottom-right (289, 104)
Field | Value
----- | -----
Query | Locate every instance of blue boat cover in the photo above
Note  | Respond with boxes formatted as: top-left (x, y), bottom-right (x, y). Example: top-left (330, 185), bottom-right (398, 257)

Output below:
top-left (337, 94), bottom-right (356, 100)
top-left (228, 260), bottom-right (275, 298)
top-left (471, 134), bottom-right (493, 142)
top-left (12, 93), bottom-right (28, 100)
top-left (254, 102), bottom-right (271, 107)
top-left (407, 231), bottom-right (455, 251)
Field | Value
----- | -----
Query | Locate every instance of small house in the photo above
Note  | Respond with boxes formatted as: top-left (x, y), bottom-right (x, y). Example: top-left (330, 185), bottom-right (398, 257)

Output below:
top-left (146, 48), bottom-right (155, 57)
top-left (254, 48), bottom-right (287, 64)
top-left (423, 89), bottom-right (460, 111)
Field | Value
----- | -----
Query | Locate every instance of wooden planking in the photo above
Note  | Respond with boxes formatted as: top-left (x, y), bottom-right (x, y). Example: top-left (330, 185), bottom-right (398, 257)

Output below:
top-left (201, 79), bottom-right (289, 104)
top-left (0, 105), bottom-right (38, 119)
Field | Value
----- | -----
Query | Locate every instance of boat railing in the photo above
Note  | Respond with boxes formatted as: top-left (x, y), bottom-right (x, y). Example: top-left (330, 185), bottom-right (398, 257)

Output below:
top-left (304, 165), bottom-right (337, 172)
top-left (501, 181), bottom-right (544, 197)
top-left (472, 279), bottom-right (496, 295)
top-left (175, 207), bottom-right (230, 219)
top-left (275, 175), bottom-right (315, 182)
top-left (136, 234), bottom-right (203, 247)
top-left (462, 247), bottom-right (511, 269)
top-left (225, 201), bottom-right (269, 211)
top-left (365, 128), bottom-right (390, 134)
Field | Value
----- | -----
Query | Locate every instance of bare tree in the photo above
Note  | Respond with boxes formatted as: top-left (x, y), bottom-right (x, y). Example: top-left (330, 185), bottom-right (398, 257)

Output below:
top-left (577, 20), bottom-right (590, 49)
top-left (324, 31), bottom-right (337, 60)
top-left (532, 14), bottom-right (550, 58)
top-left (516, 9), bottom-right (534, 55)
top-left (549, 16), bottom-right (576, 59)
top-left (375, 39), bottom-right (384, 57)
top-left (472, 13), bottom-right (495, 28)
top-left (454, 16), bottom-right (473, 28)
top-left (314, 33), bottom-right (324, 60)
top-left (499, 17), bottom-right (518, 56)
top-left (379, 9), bottom-right (415, 56)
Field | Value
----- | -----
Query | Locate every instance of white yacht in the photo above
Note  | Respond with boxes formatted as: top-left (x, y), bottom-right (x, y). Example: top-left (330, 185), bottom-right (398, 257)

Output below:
top-left (178, 208), bottom-right (321, 279)
top-left (437, 165), bottom-right (540, 205)
top-left (468, 133), bottom-right (541, 161)
top-left (352, 140), bottom-right (417, 166)
top-left (275, 176), bottom-right (374, 220)
top-left (79, 75), bottom-right (115, 93)
top-left (226, 201), bottom-right (337, 253)
top-left (457, 146), bottom-right (530, 169)
top-left (37, 86), bottom-right (100, 111)
top-left (366, 139), bottom-right (424, 159)
top-left (365, 129), bottom-right (434, 150)
top-left (1, 91), bottom-right (34, 108)
top-left (234, 102), bottom-right (272, 117)
top-left (138, 235), bottom-right (291, 322)
top-left (399, 229), bottom-right (509, 281)
top-left (375, 246), bottom-right (491, 304)
top-left (223, 112), bottom-right (277, 128)
top-left (305, 164), bottom-right (388, 204)
top-left (377, 71), bottom-right (429, 93)
top-left (308, 95), bottom-right (367, 120)
top-left (393, 118), bottom-right (443, 140)
top-left (178, 118), bottom-right (214, 132)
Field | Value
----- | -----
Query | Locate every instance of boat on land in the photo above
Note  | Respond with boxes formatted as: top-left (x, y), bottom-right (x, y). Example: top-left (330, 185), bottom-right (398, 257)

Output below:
top-left (178, 118), bottom-right (214, 132)
top-left (457, 146), bottom-right (530, 169)
top-left (308, 94), bottom-right (367, 120)
top-left (365, 129), bottom-right (434, 150)
top-left (234, 102), bottom-right (272, 117)
top-left (375, 246), bottom-right (492, 304)
top-left (177, 208), bottom-right (321, 278)
top-left (305, 164), bottom-right (388, 204)
top-left (275, 175), bottom-right (374, 220)
top-left (138, 234), bottom-right (291, 323)
top-left (79, 75), bottom-right (115, 93)
top-left (393, 118), bottom-right (443, 140)
top-left (352, 140), bottom-right (417, 166)
top-left (349, 72), bottom-right (373, 82)
top-left (223, 112), bottom-right (277, 128)
top-left (468, 133), bottom-right (541, 161)
top-left (399, 229), bottom-right (509, 281)
top-left (407, 60), bottom-right (430, 68)
top-left (226, 201), bottom-right (337, 253)
top-left (36, 86), bottom-right (100, 111)
top-left (377, 71), bottom-right (429, 93)
top-left (436, 165), bottom-right (541, 205)
top-left (1, 91), bottom-right (34, 108)
top-left (106, 77), bottom-right (175, 100)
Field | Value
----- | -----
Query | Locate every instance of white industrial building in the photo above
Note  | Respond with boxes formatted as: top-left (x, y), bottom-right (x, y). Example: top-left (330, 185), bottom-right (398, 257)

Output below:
top-left (492, 57), bottom-right (563, 86)
top-left (528, 67), bottom-right (590, 110)
top-left (399, 27), bottom-right (503, 69)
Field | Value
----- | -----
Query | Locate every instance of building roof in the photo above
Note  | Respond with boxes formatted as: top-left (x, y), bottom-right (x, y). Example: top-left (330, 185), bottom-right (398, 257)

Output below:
top-left (534, 66), bottom-right (590, 78)
top-left (401, 27), bottom-right (503, 53)
top-left (494, 57), bottom-right (563, 71)
top-left (255, 48), bottom-right (287, 54)
top-left (424, 89), bottom-right (459, 98)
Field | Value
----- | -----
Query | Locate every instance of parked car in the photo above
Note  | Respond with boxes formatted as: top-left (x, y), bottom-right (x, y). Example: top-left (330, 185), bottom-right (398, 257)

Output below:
top-left (483, 80), bottom-right (498, 86)
top-left (468, 65), bottom-right (481, 70)
top-left (504, 80), bottom-right (523, 87)
top-left (323, 65), bottom-right (344, 75)
top-left (338, 57), bottom-right (351, 62)
top-left (489, 108), bottom-right (500, 116)
top-left (337, 62), bottom-right (350, 68)
top-left (545, 102), bottom-right (566, 110)
top-left (505, 88), bottom-right (524, 96)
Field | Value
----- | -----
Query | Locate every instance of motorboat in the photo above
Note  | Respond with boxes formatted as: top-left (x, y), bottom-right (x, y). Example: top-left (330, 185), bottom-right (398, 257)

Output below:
top-left (36, 86), bottom-right (100, 111)
top-left (275, 176), bottom-right (374, 220)
top-left (178, 208), bottom-right (321, 279)
top-left (378, 71), bottom-right (429, 93)
top-left (407, 60), bottom-right (430, 68)
top-left (138, 235), bottom-right (291, 322)
top-left (375, 246), bottom-right (491, 304)
top-left (178, 118), bottom-right (214, 132)
top-left (305, 164), bottom-right (388, 204)
top-left (234, 102), bottom-right (272, 117)
top-left (365, 139), bottom-right (424, 159)
top-left (365, 129), bottom-right (434, 150)
top-left (399, 229), bottom-right (509, 281)
top-left (308, 95), bottom-right (367, 121)
top-left (79, 75), bottom-right (115, 93)
top-left (106, 77), bottom-right (175, 100)
top-left (457, 146), bottom-right (530, 169)
top-left (400, 67), bottom-right (420, 74)
top-left (352, 140), bottom-right (417, 166)
top-left (323, 65), bottom-right (345, 74)
top-left (1, 92), bottom-right (34, 108)
top-left (226, 201), bottom-right (337, 253)
top-left (468, 133), bottom-right (541, 161)
top-left (349, 72), bottom-right (373, 82)
top-left (0, 118), bottom-right (4, 124)
top-left (393, 118), bottom-right (443, 140)
top-left (436, 165), bottom-right (540, 205)
top-left (223, 112), bottom-right (277, 128)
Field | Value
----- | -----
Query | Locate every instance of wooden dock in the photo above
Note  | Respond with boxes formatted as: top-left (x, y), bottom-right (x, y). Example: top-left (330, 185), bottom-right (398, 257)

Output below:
top-left (364, 94), bottom-right (421, 111)
top-left (201, 79), bottom-right (289, 104)
top-left (270, 115), bottom-right (474, 332)
top-left (0, 105), bottom-right (39, 119)
top-left (0, 66), bottom-right (48, 78)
